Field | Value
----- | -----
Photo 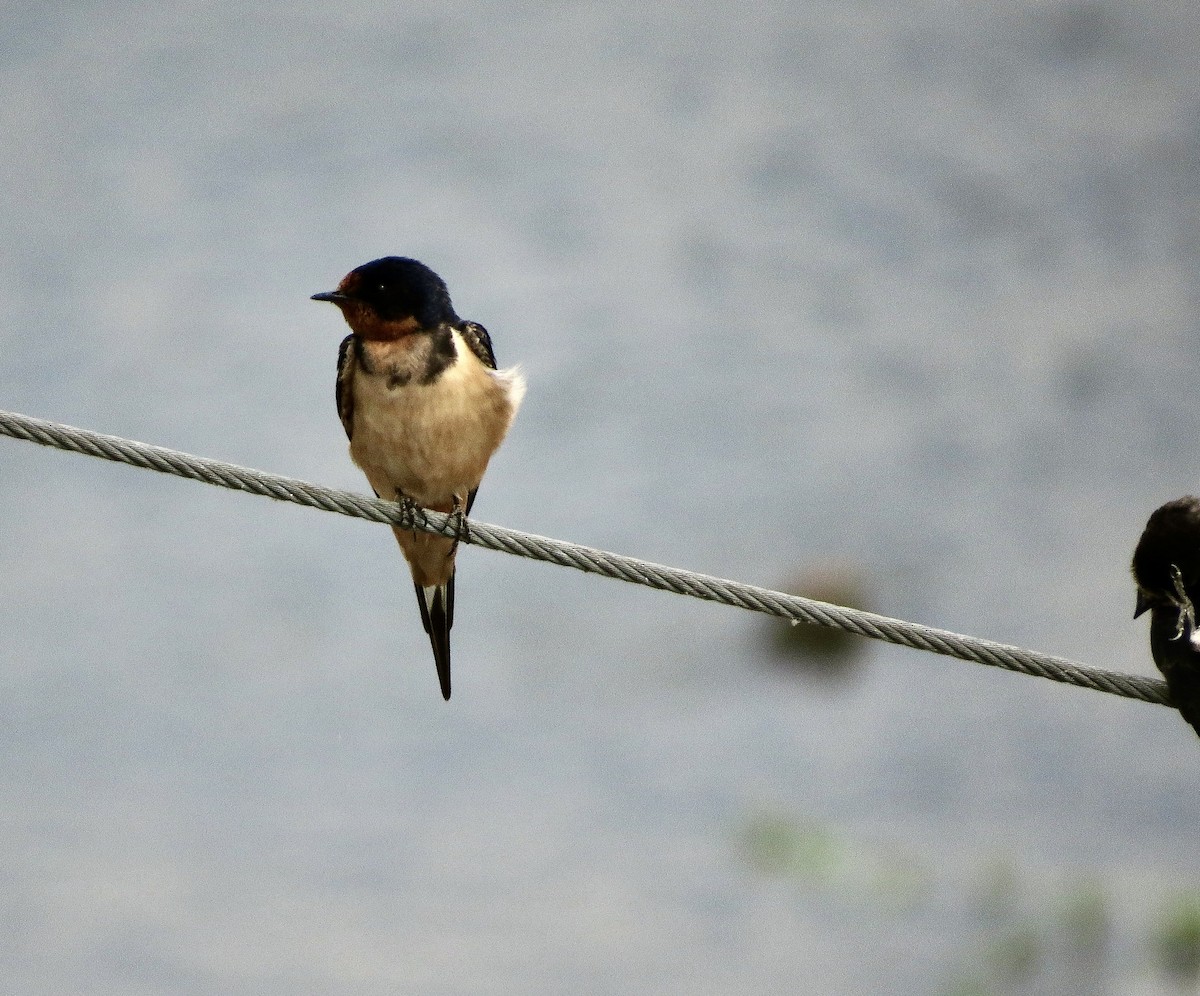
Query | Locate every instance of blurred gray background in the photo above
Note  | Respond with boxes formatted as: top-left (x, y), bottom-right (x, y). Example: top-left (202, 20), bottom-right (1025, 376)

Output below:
top-left (3, 2), bottom-right (1200, 993)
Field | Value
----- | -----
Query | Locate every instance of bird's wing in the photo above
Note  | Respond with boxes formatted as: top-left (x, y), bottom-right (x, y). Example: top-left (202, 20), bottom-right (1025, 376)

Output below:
top-left (460, 323), bottom-right (504, 516)
top-left (335, 334), bottom-right (356, 441)
top-left (460, 321), bottom-right (497, 370)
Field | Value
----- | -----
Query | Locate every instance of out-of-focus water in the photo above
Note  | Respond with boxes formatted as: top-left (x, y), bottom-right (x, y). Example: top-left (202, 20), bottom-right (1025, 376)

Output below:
top-left (3, 2), bottom-right (1200, 992)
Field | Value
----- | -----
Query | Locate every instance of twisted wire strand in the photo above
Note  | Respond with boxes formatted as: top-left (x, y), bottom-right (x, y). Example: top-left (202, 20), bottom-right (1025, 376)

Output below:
top-left (0, 408), bottom-right (1170, 709)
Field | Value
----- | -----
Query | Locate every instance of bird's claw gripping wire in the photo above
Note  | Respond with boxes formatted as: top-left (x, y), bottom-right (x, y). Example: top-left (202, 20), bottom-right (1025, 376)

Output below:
top-left (396, 491), bottom-right (426, 534)
top-left (1168, 564), bottom-right (1197, 643)
top-left (447, 496), bottom-right (470, 550)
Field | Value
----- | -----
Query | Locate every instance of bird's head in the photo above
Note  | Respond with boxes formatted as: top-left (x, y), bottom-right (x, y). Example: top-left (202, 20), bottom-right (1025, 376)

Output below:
top-left (312, 256), bottom-right (458, 340)
top-left (1132, 496), bottom-right (1200, 619)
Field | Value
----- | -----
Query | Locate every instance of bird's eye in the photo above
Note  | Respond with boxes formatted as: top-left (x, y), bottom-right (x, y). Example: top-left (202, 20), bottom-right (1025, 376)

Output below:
top-left (377, 283), bottom-right (387, 293)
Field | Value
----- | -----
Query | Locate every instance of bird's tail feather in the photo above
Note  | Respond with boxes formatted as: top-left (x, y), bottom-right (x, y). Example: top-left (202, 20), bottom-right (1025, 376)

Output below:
top-left (414, 576), bottom-right (454, 700)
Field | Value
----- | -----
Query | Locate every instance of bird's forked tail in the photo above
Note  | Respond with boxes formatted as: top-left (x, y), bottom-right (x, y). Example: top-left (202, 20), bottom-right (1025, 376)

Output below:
top-left (414, 576), bottom-right (454, 700)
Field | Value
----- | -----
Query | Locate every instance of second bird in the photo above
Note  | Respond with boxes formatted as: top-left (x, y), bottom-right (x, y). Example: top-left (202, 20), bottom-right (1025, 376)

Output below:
top-left (313, 256), bottom-right (525, 700)
top-left (1132, 495), bottom-right (1200, 738)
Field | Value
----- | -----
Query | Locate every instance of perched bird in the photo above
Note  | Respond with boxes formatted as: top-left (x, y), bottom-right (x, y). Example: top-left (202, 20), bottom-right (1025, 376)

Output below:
top-left (312, 257), bottom-right (525, 699)
top-left (1132, 496), bottom-right (1200, 737)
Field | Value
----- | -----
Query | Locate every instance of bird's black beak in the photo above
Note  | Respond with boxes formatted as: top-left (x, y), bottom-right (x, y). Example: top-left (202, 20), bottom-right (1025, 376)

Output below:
top-left (311, 291), bottom-right (347, 303)
top-left (1134, 590), bottom-right (1152, 619)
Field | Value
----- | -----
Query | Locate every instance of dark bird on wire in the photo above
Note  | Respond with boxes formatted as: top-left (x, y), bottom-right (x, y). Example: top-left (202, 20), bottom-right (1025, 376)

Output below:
top-left (1132, 495), bottom-right (1200, 737)
top-left (312, 257), bottom-right (525, 700)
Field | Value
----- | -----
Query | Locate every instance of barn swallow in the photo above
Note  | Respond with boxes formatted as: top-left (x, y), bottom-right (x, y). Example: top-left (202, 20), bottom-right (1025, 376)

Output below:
top-left (312, 256), bottom-right (525, 700)
top-left (1132, 495), bottom-right (1200, 737)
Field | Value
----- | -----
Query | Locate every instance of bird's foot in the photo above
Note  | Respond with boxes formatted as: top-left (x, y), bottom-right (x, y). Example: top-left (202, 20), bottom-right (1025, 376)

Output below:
top-left (448, 495), bottom-right (471, 545)
top-left (1169, 564), bottom-right (1197, 642)
top-left (396, 491), bottom-right (427, 534)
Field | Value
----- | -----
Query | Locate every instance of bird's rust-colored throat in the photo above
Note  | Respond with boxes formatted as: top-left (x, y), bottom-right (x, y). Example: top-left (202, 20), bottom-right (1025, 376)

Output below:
top-left (339, 304), bottom-right (422, 342)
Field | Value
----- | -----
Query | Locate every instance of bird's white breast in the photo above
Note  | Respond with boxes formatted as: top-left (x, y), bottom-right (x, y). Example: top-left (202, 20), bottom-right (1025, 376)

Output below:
top-left (349, 329), bottom-right (524, 508)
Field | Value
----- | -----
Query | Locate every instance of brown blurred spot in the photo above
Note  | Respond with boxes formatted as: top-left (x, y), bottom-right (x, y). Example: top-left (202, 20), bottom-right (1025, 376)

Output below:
top-left (762, 562), bottom-right (873, 680)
